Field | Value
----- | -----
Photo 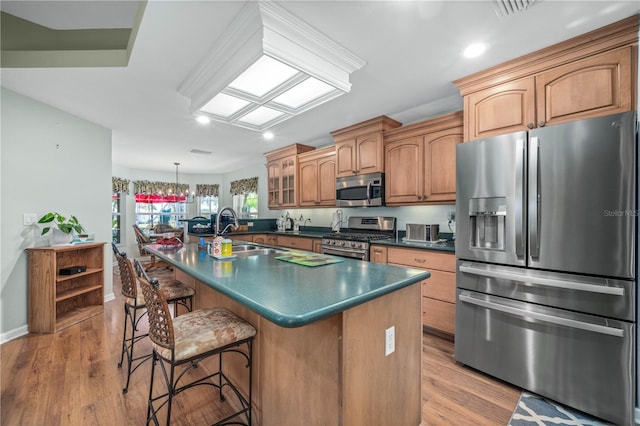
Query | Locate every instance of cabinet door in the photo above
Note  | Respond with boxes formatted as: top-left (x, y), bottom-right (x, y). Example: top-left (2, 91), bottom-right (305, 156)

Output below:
top-left (317, 156), bottom-right (336, 205)
top-left (536, 47), bottom-right (633, 127)
top-left (267, 162), bottom-right (282, 208)
top-left (298, 159), bottom-right (319, 207)
top-left (424, 128), bottom-right (463, 203)
top-left (465, 77), bottom-right (536, 141)
top-left (336, 139), bottom-right (356, 177)
top-left (252, 234), bottom-right (266, 244)
top-left (369, 245), bottom-right (388, 264)
top-left (281, 157), bottom-right (297, 207)
top-left (356, 132), bottom-right (383, 175)
top-left (384, 137), bottom-right (423, 204)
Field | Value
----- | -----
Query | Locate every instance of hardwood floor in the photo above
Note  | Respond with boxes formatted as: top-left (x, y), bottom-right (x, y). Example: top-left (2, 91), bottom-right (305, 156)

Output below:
top-left (1, 269), bottom-right (520, 425)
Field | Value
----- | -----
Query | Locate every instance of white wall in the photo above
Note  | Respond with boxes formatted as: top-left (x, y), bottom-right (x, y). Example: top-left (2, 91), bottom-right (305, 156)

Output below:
top-left (1, 88), bottom-right (113, 340)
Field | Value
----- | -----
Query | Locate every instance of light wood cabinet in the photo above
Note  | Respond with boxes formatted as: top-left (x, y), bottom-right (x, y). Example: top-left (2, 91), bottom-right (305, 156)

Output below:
top-left (381, 245), bottom-right (455, 337)
top-left (330, 116), bottom-right (402, 178)
top-left (265, 144), bottom-right (315, 209)
top-left (298, 146), bottom-right (337, 207)
top-left (276, 235), bottom-right (315, 251)
top-left (230, 234), bottom-right (253, 242)
top-left (384, 111), bottom-right (463, 205)
top-left (27, 243), bottom-right (105, 333)
top-left (455, 17), bottom-right (638, 141)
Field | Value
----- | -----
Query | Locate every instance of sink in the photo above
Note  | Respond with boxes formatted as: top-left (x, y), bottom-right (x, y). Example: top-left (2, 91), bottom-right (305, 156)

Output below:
top-left (235, 248), bottom-right (284, 257)
top-left (232, 244), bottom-right (259, 252)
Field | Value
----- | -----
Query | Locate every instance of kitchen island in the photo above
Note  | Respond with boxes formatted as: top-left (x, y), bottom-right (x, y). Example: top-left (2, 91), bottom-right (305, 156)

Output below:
top-left (145, 242), bottom-right (430, 426)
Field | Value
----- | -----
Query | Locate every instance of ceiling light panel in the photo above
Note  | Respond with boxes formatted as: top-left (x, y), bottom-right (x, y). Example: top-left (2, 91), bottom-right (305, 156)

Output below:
top-left (179, 1), bottom-right (366, 132)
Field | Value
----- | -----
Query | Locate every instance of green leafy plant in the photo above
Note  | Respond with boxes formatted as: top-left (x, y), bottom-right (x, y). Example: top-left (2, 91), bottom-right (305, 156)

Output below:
top-left (38, 212), bottom-right (84, 235)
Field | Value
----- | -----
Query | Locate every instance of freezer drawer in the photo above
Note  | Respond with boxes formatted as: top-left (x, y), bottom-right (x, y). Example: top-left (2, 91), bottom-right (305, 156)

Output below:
top-left (455, 289), bottom-right (635, 426)
top-left (457, 261), bottom-right (635, 321)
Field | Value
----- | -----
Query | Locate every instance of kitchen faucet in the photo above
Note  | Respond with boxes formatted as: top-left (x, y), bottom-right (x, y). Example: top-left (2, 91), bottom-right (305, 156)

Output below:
top-left (214, 206), bottom-right (239, 237)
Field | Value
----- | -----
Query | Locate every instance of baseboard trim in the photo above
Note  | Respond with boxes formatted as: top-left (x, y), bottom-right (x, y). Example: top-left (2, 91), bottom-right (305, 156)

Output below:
top-left (2, 293), bottom-right (116, 344)
top-left (0, 325), bottom-right (28, 344)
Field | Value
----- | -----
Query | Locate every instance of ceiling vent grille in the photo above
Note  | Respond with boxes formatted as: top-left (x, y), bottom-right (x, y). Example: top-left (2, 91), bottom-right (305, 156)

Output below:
top-left (492, 0), bottom-right (536, 17)
top-left (190, 149), bottom-right (212, 155)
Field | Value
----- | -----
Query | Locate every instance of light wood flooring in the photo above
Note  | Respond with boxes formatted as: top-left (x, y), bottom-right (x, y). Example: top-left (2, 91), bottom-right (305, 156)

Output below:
top-left (1, 269), bottom-right (520, 425)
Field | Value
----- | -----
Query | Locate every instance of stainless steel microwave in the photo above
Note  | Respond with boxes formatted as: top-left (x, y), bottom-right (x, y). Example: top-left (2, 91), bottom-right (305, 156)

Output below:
top-left (336, 172), bottom-right (384, 207)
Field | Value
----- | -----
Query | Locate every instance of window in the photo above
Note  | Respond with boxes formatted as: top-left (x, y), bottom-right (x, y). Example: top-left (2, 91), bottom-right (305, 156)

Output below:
top-left (135, 194), bottom-right (187, 232)
top-left (199, 196), bottom-right (219, 216)
top-left (112, 193), bottom-right (122, 243)
top-left (233, 192), bottom-right (258, 219)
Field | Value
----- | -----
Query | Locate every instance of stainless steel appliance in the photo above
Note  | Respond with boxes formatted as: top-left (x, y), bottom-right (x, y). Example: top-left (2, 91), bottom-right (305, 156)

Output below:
top-left (405, 224), bottom-right (439, 242)
top-left (336, 172), bottom-right (384, 207)
top-left (321, 216), bottom-right (396, 261)
top-left (455, 111), bottom-right (637, 426)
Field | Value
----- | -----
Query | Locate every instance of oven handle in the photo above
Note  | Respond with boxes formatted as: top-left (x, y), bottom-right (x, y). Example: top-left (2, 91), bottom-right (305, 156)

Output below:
top-left (321, 247), bottom-right (367, 261)
top-left (459, 291), bottom-right (624, 338)
top-left (459, 264), bottom-right (624, 296)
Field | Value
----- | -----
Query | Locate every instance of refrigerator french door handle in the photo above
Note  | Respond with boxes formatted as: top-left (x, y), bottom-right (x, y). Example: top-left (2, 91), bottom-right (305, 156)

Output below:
top-left (515, 138), bottom-right (525, 257)
top-left (529, 137), bottom-right (540, 258)
top-left (458, 291), bottom-right (624, 337)
top-left (459, 264), bottom-right (625, 296)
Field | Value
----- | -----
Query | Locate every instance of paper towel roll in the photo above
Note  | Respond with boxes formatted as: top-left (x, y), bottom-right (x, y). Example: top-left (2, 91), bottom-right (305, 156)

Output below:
top-left (331, 211), bottom-right (342, 232)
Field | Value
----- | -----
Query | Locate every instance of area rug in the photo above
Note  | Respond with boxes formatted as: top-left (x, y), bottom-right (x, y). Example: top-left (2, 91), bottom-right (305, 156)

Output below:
top-left (508, 392), bottom-right (612, 426)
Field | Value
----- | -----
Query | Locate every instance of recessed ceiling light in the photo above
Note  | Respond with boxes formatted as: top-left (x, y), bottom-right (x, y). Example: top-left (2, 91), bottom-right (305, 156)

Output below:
top-left (195, 115), bottom-right (210, 124)
top-left (263, 131), bottom-right (274, 140)
top-left (463, 42), bottom-right (487, 58)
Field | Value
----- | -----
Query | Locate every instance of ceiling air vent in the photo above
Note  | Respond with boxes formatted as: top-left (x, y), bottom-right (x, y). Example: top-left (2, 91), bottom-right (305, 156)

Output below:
top-left (492, 0), bottom-right (536, 18)
top-left (190, 149), bottom-right (212, 155)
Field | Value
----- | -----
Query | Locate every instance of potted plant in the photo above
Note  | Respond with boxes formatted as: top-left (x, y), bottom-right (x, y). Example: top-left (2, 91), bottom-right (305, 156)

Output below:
top-left (38, 212), bottom-right (85, 245)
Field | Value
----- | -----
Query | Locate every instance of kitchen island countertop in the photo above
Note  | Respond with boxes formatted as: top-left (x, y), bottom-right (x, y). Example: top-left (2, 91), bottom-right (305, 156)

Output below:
top-left (145, 242), bottom-right (430, 328)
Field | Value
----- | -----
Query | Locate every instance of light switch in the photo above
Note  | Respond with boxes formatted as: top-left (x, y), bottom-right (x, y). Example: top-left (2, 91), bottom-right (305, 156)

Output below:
top-left (24, 213), bottom-right (38, 226)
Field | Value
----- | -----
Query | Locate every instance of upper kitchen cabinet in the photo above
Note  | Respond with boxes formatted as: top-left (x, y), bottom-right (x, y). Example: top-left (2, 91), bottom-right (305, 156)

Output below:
top-left (298, 146), bottom-right (337, 207)
top-left (455, 16), bottom-right (638, 141)
top-left (265, 143), bottom-right (315, 209)
top-left (330, 116), bottom-right (402, 178)
top-left (384, 111), bottom-right (463, 205)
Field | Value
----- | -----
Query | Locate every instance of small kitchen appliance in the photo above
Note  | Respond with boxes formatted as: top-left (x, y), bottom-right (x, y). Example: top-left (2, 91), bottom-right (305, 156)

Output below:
top-left (321, 216), bottom-right (396, 261)
top-left (405, 224), bottom-right (439, 242)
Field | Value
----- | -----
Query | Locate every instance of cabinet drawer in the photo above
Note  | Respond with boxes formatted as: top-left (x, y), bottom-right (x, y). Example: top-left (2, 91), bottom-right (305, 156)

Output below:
top-left (387, 247), bottom-right (455, 272)
top-left (277, 236), bottom-right (314, 251)
top-left (421, 270), bottom-right (455, 303)
top-left (422, 298), bottom-right (455, 335)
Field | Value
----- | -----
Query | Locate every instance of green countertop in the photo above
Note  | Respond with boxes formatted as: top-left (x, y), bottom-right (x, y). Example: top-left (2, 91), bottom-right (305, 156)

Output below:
top-left (145, 243), bottom-right (430, 328)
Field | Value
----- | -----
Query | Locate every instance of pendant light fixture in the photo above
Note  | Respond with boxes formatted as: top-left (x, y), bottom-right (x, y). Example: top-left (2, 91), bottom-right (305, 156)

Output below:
top-left (173, 162), bottom-right (195, 204)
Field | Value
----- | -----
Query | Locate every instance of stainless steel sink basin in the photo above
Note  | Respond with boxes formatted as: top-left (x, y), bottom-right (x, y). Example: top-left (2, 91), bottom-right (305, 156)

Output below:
top-left (232, 244), bottom-right (259, 252)
top-left (234, 248), bottom-right (283, 257)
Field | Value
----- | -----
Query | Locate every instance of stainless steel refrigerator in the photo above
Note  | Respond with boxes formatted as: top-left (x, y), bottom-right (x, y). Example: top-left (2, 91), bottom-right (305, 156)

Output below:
top-left (455, 111), bottom-right (637, 425)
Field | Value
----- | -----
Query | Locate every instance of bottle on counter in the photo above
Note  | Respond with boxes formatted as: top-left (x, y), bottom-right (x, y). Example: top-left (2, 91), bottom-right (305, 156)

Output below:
top-left (221, 238), bottom-right (233, 257)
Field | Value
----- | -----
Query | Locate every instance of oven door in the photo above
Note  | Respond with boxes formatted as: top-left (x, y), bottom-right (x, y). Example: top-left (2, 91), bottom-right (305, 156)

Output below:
top-left (321, 246), bottom-right (368, 261)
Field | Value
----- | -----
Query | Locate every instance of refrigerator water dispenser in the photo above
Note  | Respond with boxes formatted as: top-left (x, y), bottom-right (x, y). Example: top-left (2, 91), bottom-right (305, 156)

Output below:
top-left (469, 198), bottom-right (506, 250)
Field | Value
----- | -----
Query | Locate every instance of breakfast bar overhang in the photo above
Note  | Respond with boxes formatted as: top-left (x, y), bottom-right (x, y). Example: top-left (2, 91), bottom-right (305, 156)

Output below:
top-left (146, 243), bottom-right (430, 426)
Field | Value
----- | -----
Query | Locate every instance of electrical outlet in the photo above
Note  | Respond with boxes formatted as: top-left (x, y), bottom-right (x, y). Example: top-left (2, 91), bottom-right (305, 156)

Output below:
top-left (447, 210), bottom-right (456, 221)
top-left (23, 213), bottom-right (38, 226)
top-left (247, 222), bottom-right (254, 227)
top-left (385, 326), bottom-right (395, 356)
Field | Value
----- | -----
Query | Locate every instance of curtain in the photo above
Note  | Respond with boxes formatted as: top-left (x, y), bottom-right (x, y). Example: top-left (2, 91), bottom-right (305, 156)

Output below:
top-left (112, 177), bottom-right (130, 194)
top-left (195, 184), bottom-right (219, 197)
top-left (133, 180), bottom-right (190, 196)
top-left (230, 177), bottom-right (258, 195)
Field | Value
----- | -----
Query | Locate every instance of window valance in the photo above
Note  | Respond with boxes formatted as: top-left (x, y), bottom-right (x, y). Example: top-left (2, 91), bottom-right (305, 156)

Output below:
top-left (196, 184), bottom-right (219, 197)
top-left (134, 180), bottom-right (190, 196)
top-left (230, 177), bottom-right (258, 195)
top-left (112, 177), bottom-right (130, 194)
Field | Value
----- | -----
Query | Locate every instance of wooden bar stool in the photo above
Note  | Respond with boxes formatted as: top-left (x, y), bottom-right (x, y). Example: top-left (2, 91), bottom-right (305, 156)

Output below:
top-left (112, 244), bottom-right (194, 394)
top-left (138, 273), bottom-right (256, 426)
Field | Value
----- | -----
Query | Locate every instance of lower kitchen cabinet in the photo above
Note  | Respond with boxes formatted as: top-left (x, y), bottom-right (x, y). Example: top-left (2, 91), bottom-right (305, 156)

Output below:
top-left (376, 245), bottom-right (456, 337)
top-left (276, 235), bottom-right (314, 251)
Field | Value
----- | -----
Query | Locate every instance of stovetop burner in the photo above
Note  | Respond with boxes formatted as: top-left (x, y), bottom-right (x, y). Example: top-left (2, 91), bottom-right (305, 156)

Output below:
top-left (322, 216), bottom-right (397, 242)
top-left (322, 232), bottom-right (393, 242)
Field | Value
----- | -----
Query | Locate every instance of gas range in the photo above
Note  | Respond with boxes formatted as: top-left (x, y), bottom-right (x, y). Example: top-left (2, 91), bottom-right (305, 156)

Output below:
top-left (321, 216), bottom-right (396, 261)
